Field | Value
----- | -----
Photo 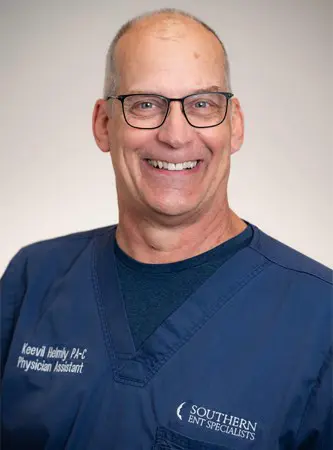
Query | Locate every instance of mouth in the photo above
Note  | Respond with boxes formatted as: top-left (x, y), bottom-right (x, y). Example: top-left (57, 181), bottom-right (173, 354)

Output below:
top-left (146, 159), bottom-right (200, 171)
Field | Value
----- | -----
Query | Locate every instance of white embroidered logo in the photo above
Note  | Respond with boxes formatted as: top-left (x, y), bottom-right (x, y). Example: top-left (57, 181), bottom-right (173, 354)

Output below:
top-left (16, 342), bottom-right (88, 374)
top-left (176, 402), bottom-right (186, 420)
top-left (176, 402), bottom-right (258, 441)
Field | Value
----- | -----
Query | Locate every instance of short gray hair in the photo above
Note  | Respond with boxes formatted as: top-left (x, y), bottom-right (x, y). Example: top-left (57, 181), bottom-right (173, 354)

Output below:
top-left (103, 8), bottom-right (231, 98)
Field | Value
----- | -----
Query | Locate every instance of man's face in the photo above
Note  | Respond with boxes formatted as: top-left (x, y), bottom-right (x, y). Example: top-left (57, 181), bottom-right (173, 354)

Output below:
top-left (96, 18), bottom-right (243, 222)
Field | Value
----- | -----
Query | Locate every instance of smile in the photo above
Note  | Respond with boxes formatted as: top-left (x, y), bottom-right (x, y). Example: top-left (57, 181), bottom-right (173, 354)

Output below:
top-left (147, 159), bottom-right (199, 171)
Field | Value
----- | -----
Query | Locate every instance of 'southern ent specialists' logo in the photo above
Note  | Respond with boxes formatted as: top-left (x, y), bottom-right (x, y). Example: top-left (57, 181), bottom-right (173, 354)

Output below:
top-left (176, 402), bottom-right (258, 441)
top-left (176, 402), bottom-right (186, 421)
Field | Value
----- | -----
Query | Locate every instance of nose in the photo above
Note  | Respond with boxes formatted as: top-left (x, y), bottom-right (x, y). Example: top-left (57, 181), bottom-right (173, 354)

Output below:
top-left (156, 101), bottom-right (193, 149)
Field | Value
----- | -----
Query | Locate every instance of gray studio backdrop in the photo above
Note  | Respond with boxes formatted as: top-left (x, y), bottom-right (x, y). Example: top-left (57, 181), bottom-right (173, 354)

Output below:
top-left (1, 0), bottom-right (332, 274)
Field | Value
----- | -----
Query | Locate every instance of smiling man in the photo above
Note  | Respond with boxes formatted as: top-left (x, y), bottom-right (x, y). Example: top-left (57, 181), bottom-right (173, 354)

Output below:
top-left (94, 12), bottom-right (245, 264)
top-left (1, 9), bottom-right (332, 450)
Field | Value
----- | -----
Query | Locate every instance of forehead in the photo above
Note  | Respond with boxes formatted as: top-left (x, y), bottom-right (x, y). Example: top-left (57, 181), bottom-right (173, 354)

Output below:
top-left (114, 17), bottom-right (226, 95)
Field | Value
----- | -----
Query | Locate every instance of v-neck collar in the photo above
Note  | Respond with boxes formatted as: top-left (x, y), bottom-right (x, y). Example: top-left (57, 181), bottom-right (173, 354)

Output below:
top-left (92, 225), bottom-right (271, 386)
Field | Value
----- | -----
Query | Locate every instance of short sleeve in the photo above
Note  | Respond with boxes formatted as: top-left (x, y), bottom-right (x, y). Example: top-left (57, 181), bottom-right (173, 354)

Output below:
top-left (296, 348), bottom-right (333, 449)
top-left (0, 248), bottom-right (28, 377)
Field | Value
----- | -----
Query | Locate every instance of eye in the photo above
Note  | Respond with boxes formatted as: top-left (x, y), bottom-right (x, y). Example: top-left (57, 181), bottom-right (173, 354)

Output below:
top-left (139, 102), bottom-right (154, 109)
top-left (125, 96), bottom-right (167, 116)
top-left (194, 100), bottom-right (209, 108)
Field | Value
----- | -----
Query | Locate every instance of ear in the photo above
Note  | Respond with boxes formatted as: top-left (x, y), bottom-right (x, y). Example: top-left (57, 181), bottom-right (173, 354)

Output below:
top-left (230, 98), bottom-right (244, 155)
top-left (92, 99), bottom-right (111, 153)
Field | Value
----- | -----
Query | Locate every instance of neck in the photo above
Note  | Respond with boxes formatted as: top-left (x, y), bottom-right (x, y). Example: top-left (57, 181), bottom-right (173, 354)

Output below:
top-left (115, 201), bottom-right (246, 264)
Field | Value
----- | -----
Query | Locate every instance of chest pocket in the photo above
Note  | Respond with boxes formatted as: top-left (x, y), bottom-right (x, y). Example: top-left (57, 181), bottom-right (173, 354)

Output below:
top-left (153, 427), bottom-right (233, 450)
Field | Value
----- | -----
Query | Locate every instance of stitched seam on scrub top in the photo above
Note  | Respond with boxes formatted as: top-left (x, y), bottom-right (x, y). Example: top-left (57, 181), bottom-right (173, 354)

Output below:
top-left (91, 238), bottom-right (118, 371)
top-left (115, 259), bottom-right (271, 385)
top-left (250, 240), bottom-right (332, 286)
top-left (143, 260), bottom-right (271, 379)
top-left (295, 345), bottom-right (333, 441)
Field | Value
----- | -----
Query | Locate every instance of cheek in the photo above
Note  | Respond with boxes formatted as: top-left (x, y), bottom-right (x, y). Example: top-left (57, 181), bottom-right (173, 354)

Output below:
top-left (110, 120), bottom-right (155, 155)
top-left (198, 126), bottom-right (231, 156)
top-left (124, 130), bottom-right (155, 152)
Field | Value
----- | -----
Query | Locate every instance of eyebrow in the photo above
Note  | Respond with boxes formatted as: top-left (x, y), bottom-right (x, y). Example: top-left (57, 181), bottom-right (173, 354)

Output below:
top-left (124, 85), bottom-right (225, 96)
top-left (191, 86), bottom-right (223, 94)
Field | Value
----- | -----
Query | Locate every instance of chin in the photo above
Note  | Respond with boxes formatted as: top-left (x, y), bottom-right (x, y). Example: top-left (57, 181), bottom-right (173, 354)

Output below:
top-left (145, 197), bottom-right (200, 219)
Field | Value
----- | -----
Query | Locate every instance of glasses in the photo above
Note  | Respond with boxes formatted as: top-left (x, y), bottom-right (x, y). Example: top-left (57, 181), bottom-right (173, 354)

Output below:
top-left (106, 92), bottom-right (233, 129)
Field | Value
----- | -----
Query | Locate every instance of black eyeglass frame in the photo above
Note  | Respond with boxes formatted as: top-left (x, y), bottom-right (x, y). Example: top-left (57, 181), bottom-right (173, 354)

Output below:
top-left (106, 92), bottom-right (234, 130)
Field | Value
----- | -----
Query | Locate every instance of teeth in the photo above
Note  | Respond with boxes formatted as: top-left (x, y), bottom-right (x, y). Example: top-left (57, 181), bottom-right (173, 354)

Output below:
top-left (148, 160), bottom-right (198, 171)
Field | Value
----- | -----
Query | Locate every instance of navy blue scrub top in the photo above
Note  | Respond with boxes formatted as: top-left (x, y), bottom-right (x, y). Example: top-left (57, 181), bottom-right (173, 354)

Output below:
top-left (1, 224), bottom-right (332, 449)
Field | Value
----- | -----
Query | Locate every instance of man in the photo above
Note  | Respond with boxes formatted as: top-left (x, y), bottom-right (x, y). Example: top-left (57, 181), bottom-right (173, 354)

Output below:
top-left (1, 8), bottom-right (332, 450)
